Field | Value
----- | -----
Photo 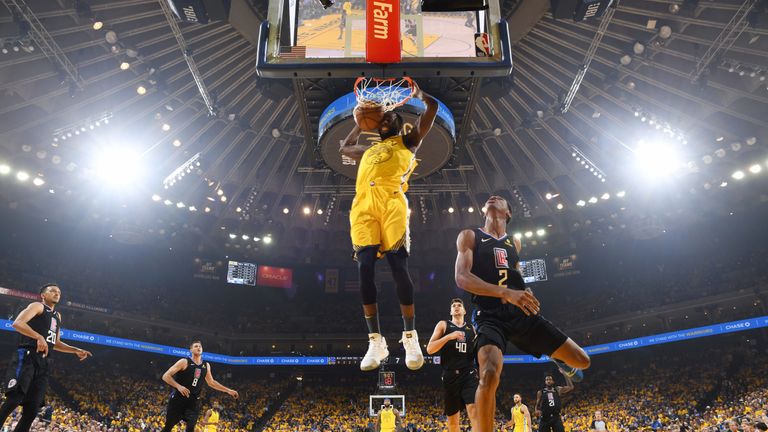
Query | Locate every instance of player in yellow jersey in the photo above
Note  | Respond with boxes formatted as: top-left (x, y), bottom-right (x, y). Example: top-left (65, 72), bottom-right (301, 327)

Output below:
top-left (340, 80), bottom-right (438, 372)
top-left (376, 399), bottom-right (401, 432)
top-left (504, 394), bottom-right (532, 432)
top-left (201, 402), bottom-right (220, 432)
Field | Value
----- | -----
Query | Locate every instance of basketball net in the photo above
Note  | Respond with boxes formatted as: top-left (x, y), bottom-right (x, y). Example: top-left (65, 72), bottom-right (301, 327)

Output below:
top-left (354, 77), bottom-right (415, 112)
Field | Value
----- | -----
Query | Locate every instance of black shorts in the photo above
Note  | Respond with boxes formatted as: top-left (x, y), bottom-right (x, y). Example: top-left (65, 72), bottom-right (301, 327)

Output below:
top-left (539, 415), bottom-right (565, 432)
top-left (165, 395), bottom-right (201, 429)
top-left (442, 368), bottom-right (479, 416)
top-left (473, 306), bottom-right (568, 357)
top-left (3, 348), bottom-right (49, 406)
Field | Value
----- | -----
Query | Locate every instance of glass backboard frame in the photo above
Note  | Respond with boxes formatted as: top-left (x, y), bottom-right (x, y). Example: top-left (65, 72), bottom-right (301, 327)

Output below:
top-left (256, 0), bottom-right (512, 78)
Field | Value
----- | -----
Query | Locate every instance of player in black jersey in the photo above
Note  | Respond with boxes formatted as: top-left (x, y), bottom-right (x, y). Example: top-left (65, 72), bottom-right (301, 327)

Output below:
top-left (161, 341), bottom-right (239, 432)
top-left (534, 370), bottom-right (573, 432)
top-left (426, 298), bottom-right (478, 432)
top-left (455, 196), bottom-right (590, 432)
top-left (0, 283), bottom-right (92, 432)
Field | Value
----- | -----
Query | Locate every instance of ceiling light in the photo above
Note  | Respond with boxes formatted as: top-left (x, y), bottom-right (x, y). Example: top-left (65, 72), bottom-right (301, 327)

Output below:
top-left (513, 232), bottom-right (522, 239)
top-left (634, 140), bottom-right (681, 179)
top-left (720, 182), bottom-right (728, 188)
top-left (545, 193), bottom-right (552, 200)
top-left (16, 171), bottom-right (30, 182)
top-left (253, 237), bottom-right (261, 242)
top-left (536, 229), bottom-right (545, 237)
top-left (303, 206), bottom-right (311, 215)
top-left (136, 85), bottom-right (147, 95)
top-left (556, 203), bottom-right (564, 210)
top-left (588, 196), bottom-right (598, 204)
top-left (283, 207), bottom-right (290, 214)
top-left (163, 199), bottom-right (172, 205)
top-left (524, 231), bottom-right (533, 238)
top-left (217, 189), bottom-right (224, 196)
top-left (161, 123), bottom-right (171, 132)
top-left (105, 30), bottom-right (118, 44)
top-left (92, 21), bottom-right (103, 30)
top-left (620, 55), bottom-right (632, 66)
top-left (263, 236), bottom-right (272, 244)
top-left (576, 200), bottom-right (586, 207)
top-left (151, 194), bottom-right (161, 201)
top-left (172, 139), bottom-right (181, 147)
top-left (731, 170), bottom-right (745, 180)
top-left (188, 206), bottom-right (197, 212)
top-left (317, 209), bottom-right (323, 215)
top-left (467, 207), bottom-right (474, 213)
top-left (220, 196), bottom-right (227, 202)
top-left (0, 164), bottom-right (10, 175)
top-left (242, 234), bottom-right (250, 240)
top-left (92, 147), bottom-right (144, 187)
top-left (658, 25), bottom-right (672, 39)
top-left (633, 41), bottom-right (645, 55)
top-left (448, 207), bottom-right (455, 213)
top-left (229, 233), bottom-right (237, 239)
top-left (271, 128), bottom-right (281, 138)
top-left (616, 191), bottom-right (626, 198)
top-left (749, 164), bottom-right (762, 174)
top-left (235, 207), bottom-right (242, 213)
top-left (32, 177), bottom-right (45, 186)
top-left (601, 193), bottom-right (610, 200)
top-left (204, 207), bottom-right (211, 213)
top-left (119, 62), bottom-right (130, 70)
top-left (176, 202), bottom-right (185, 208)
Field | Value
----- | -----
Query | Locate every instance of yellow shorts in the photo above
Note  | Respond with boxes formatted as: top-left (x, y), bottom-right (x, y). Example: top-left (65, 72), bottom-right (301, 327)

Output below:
top-left (350, 181), bottom-right (410, 258)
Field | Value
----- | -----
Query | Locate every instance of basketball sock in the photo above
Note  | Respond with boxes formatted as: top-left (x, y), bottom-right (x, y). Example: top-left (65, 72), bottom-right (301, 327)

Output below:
top-left (365, 314), bottom-right (381, 335)
top-left (402, 315), bottom-right (415, 332)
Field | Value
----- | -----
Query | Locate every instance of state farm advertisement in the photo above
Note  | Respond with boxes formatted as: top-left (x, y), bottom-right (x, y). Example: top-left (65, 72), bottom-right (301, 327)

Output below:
top-left (257, 266), bottom-right (293, 289)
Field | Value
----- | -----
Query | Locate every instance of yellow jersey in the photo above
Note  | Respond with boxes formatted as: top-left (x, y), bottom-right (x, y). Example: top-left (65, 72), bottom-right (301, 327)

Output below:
top-left (204, 409), bottom-right (219, 432)
top-left (379, 407), bottom-right (397, 432)
top-left (512, 405), bottom-right (528, 432)
top-left (356, 135), bottom-right (417, 193)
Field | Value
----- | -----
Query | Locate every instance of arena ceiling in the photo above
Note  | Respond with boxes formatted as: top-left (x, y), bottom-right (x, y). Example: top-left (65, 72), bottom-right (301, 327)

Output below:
top-left (0, 0), bottom-right (767, 262)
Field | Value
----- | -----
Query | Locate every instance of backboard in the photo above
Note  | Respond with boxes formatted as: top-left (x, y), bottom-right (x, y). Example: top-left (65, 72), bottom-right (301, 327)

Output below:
top-left (256, 0), bottom-right (512, 78)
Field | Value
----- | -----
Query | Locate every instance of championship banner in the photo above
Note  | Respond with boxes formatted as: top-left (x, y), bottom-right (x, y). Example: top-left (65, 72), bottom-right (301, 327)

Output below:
top-left (0, 287), bottom-right (39, 301)
top-left (257, 266), bottom-right (293, 289)
top-left (365, 0), bottom-right (400, 63)
top-left (193, 259), bottom-right (222, 281)
top-left (325, 269), bottom-right (339, 294)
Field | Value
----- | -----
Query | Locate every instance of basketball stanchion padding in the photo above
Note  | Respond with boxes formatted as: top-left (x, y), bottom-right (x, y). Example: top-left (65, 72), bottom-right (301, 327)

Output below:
top-left (421, 0), bottom-right (489, 12)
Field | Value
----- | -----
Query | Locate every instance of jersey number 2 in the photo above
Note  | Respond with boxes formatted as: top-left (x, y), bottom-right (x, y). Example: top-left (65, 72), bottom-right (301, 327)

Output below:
top-left (498, 269), bottom-right (508, 286)
top-left (45, 330), bottom-right (56, 344)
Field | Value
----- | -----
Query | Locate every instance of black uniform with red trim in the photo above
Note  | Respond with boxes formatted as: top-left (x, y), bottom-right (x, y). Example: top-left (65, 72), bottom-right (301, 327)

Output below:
top-left (470, 228), bottom-right (568, 357)
top-left (439, 319), bottom-right (478, 416)
top-left (538, 386), bottom-right (565, 432)
top-left (162, 359), bottom-right (208, 432)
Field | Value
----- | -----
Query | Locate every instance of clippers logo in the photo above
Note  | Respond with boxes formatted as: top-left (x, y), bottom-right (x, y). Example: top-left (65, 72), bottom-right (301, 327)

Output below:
top-left (50, 317), bottom-right (58, 332)
top-left (494, 247), bottom-right (509, 269)
top-left (8, 379), bottom-right (16, 389)
top-left (194, 368), bottom-right (202, 379)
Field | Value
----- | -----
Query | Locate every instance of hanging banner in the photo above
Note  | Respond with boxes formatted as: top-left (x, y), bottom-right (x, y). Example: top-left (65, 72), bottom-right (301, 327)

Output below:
top-left (257, 266), bottom-right (293, 289)
top-left (325, 269), bottom-right (339, 294)
top-left (365, 0), bottom-right (401, 63)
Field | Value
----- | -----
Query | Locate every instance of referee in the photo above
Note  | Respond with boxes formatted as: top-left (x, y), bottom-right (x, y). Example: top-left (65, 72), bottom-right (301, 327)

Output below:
top-left (427, 298), bottom-right (478, 432)
top-left (0, 284), bottom-right (92, 432)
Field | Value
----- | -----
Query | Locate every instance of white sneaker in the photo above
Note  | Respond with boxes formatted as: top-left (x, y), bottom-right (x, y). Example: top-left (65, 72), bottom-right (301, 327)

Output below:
top-left (400, 330), bottom-right (424, 370)
top-left (360, 333), bottom-right (389, 371)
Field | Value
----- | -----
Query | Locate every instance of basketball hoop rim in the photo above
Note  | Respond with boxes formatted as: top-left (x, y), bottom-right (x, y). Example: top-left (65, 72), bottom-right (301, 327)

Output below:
top-left (354, 76), bottom-right (415, 111)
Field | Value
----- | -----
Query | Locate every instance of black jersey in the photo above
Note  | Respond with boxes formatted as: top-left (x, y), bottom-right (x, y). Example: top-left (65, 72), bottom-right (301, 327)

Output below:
top-left (540, 387), bottom-right (562, 417)
top-left (439, 320), bottom-right (476, 372)
top-left (17, 303), bottom-right (61, 352)
top-left (173, 359), bottom-right (208, 398)
top-left (470, 228), bottom-right (523, 310)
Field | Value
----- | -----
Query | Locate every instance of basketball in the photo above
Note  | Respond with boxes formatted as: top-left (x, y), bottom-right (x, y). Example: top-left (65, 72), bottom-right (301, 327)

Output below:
top-left (353, 104), bottom-right (385, 131)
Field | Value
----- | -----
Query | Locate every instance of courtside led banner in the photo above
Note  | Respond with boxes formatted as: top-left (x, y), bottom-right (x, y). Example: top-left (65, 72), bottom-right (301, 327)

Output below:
top-left (366, 0), bottom-right (400, 63)
top-left (2, 316), bottom-right (765, 366)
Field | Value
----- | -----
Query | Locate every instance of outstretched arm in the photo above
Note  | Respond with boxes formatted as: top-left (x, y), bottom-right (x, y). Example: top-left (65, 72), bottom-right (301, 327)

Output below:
top-left (339, 124), bottom-right (371, 160)
top-left (404, 82), bottom-right (438, 151)
top-left (54, 328), bottom-right (92, 360)
top-left (205, 364), bottom-right (239, 398)
top-left (558, 368), bottom-right (575, 395)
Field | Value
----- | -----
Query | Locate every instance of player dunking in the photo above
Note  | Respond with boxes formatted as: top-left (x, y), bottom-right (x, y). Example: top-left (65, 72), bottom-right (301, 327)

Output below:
top-left (339, 80), bottom-right (438, 371)
top-left (161, 341), bottom-right (238, 432)
top-left (426, 298), bottom-right (478, 431)
top-left (0, 284), bottom-right (92, 432)
top-left (454, 195), bottom-right (590, 432)
top-left (534, 370), bottom-right (573, 432)
top-left (504, 394), bottom-right (532, 432)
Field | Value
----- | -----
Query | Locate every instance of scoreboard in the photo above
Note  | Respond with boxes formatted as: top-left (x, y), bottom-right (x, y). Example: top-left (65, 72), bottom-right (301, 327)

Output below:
top-left (227, 261), bottom-right (257, 286)
top-left (519, 259), bottom-right (547, 284)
